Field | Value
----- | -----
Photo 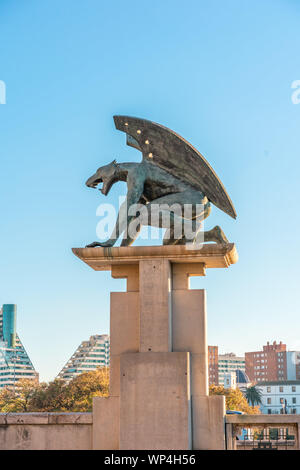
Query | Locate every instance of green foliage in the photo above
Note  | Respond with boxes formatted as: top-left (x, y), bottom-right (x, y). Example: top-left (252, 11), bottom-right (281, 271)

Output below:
top-left (0, 379), bottom-right (39, 412)
top-left (0, 367), bottom-right (109, 412)
top-left (244, 386), bottom-right (263, 407)
top-left (209, 384), bottom-right (261, 414)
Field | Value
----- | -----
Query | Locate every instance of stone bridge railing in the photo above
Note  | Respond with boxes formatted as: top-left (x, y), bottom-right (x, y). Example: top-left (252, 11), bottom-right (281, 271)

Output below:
top-left (0, 412), bottom-right (93, 450)
top-left (2, 411), bottom-right (300, 450)
top-left (225, 414), bottom-right (300, 450)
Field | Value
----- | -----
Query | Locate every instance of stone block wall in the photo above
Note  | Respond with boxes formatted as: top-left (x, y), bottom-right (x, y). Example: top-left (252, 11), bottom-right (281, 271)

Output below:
top-left (0, 412), bottom-right (93, 450)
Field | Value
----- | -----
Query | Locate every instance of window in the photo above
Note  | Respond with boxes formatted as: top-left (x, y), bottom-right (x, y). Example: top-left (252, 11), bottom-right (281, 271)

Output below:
top-left (279, 386), bottom-right (284, 392)
top-left (267, 398), bottom-right (271, 404)
top-left (268, 409), bottom-right (272, 414)
top-left (293, 397), bottom-right (296, 404)
top-left (292, 386), bottom-right (296, 392)
top-left (267, 386), bottom-right (271, 393)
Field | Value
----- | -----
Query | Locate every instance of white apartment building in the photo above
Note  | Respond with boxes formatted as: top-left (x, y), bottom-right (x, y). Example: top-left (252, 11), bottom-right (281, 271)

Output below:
top-left (57, 334), bottom-right (110, 382)
top-left (218, 353), bottom-right (245, 385)
top-left (258, 381), bottom-right (300, 414)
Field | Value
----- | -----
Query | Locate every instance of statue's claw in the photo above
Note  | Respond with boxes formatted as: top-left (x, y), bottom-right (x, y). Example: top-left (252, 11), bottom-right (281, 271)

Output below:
top-left (85, 241), bottom-right (114, 248)
top-left (85, 241), bottom-right (102, 248)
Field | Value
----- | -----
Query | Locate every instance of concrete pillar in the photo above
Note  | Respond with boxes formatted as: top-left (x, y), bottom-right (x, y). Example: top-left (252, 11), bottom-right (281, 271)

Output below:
top-left (225, 423), bottom-right (234, 450)
top-left (109, 291), bottom-right (139, 397)
top-left (192, 395), bottom-right (226, 450)
top-left (172, 263), bottom-right (205, 290)
top-left (92, 397), bottom-right (119, 450)
top-left (119, 352), bottom-right (191, 450)
top-left (172, 288), bottom-right (208, 395)
top-left (111, 264), bottom-right (139, 292)
top-left (139, 259), bottom-right (172, 353)
top-left (72, 244), bottom-right (238, 450)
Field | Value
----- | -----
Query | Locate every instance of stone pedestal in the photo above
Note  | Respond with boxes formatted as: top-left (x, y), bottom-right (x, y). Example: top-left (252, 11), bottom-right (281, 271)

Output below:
top-left (72, 243), bottom-right (238, 450)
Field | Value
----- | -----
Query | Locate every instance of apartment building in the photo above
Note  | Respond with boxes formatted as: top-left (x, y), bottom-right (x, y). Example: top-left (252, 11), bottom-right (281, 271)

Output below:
top-left (57, 334), bottom-right (110, 381)
top-left (0, 304), bottom-right (38, 388)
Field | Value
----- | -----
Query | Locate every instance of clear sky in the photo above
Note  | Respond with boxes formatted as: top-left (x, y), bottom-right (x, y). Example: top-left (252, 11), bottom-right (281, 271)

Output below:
top-left (1, 0), bottom-right (300, 381)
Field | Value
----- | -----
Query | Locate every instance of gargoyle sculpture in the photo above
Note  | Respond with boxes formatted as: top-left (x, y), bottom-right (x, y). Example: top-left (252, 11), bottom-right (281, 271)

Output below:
top-left (85, 116), bottom-right (236, 247)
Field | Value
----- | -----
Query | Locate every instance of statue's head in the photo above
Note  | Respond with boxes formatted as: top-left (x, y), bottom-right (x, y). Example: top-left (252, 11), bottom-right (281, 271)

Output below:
top-left (85, 160), bottom-right (118, 196)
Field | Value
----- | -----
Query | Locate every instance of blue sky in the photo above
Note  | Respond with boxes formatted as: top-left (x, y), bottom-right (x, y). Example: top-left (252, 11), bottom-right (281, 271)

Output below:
top-left (1, 0), bottom-right (300, 381)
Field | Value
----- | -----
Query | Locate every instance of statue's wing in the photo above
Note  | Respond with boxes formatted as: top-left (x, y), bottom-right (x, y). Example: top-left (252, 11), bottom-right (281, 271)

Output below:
top-left (113, 115), bottom-right (237, 219)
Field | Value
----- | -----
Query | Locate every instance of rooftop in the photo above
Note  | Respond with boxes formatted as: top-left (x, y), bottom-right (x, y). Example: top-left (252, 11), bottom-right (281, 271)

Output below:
top-left (257, 380), bottom-right (300, 386)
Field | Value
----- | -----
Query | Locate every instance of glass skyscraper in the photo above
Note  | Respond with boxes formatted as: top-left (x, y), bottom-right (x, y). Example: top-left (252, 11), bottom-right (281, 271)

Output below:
top-left (0, 304), bottom-right (38, 389)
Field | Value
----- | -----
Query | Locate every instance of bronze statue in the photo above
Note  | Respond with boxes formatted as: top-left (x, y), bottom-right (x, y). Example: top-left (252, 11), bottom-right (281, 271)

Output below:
top-left (85, 116), bottom-right (236, 247)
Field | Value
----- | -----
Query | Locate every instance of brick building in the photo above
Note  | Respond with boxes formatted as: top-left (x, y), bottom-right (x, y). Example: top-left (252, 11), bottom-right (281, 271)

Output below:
top-left (245, 341), bottom-right (287, 383)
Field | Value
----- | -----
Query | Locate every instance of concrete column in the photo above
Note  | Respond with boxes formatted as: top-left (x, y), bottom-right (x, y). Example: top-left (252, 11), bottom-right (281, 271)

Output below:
top-left (110, 291), bottom-right (139, 396)
top-left (119, 352), bottom-right (191, 450)
top-left (172, 289), bottom-right (208, 396)
top-left (139, 259), bottom-right (172, 352)
top-left (93, 397), bottom-right (119, 450)
top-left (72, 244), bottom-right (238, 451)
top-left (225, 423), bottom-right (234, 450)
top-left (172, 262), bottom-right (208, 397)
top-left (172, 263), bottom-right (205, 290)
top-left (111, 264), bottom-right (139, 292)
top-left (192, 395), bottom-right (226, 450)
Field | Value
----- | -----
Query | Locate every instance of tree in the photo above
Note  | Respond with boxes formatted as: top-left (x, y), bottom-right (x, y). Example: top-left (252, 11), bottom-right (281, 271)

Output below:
top-left (209, 384), bottom-right (260, 414)
top-left (0, 387), bottom-right (16, 412)
top-left (66, 367), bottom-right (109, 411)
top-left (244, 385), bottom-right (262, 407)
top-left (0, 367), bottom-right (110, 413)
top-left (0, 379), bottom-right (40, 412)
top-left (29, 379), bottom-right (69, 412)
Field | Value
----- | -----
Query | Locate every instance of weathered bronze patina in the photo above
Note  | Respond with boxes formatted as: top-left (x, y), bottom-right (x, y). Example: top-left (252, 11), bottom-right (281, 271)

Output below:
top-left (85, 116), bottom-right (236, 247)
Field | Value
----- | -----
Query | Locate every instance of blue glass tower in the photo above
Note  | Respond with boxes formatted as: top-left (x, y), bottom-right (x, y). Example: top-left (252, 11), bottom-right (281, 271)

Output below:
top-left (0, 304), bottom-right (38, 388)
top-left (2, 304), bottom-right (17, 348)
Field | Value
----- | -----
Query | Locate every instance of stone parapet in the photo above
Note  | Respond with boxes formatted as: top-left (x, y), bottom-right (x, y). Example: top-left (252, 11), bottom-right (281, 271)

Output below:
top-left (0, 413), bottom-right (92, 450)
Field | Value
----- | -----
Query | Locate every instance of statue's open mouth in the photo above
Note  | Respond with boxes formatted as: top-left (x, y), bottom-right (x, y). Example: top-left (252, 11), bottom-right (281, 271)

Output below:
top-left (93, 178), bottom-right (103, 189)
top-left (86, 176), bottom-right (103, 189)
top-left (86, 176), bottom-right (117, 196)
top-left (100, 178), bottom-right (117, 195)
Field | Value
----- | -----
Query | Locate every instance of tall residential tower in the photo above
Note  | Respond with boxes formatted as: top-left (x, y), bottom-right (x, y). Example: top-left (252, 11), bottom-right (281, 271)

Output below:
top-left (0, 305), bottom-right (38, 388)
top-left (57, 334), bottom-right (110, 382)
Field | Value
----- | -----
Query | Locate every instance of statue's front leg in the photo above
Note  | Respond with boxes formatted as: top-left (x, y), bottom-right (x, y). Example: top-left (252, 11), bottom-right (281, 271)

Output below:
top-left (120, 220), bottom-right (141, 247)
top-left (86, 199), bottom-right (133, 248)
